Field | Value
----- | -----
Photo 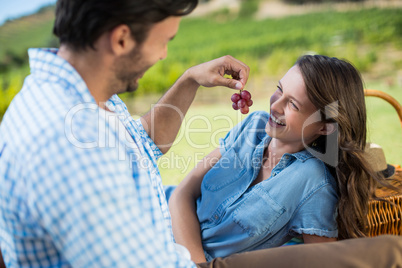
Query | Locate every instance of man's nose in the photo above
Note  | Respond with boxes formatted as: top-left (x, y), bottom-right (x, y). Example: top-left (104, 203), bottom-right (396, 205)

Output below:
top-left (160, 46), bottom-right (168, 60)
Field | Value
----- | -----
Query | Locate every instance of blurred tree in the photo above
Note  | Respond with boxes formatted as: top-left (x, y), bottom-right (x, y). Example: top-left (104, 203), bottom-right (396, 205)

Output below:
top-left (3, 50), bottom-right (27, 68)
top-left (239, 0), bottom-right (260, 18)
top-left (47, 36), bottom-right (59, 48)
top-left (0, 63), bottom-right (10, 74)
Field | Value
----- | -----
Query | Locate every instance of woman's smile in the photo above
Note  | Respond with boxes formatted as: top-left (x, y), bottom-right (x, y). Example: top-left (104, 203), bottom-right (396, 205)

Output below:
top-left (269, 114), bottom-right (286, 127)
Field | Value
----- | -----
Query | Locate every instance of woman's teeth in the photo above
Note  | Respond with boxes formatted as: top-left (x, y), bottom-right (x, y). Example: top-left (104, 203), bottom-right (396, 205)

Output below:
top-left (271, 114), bottom-right (285, 126)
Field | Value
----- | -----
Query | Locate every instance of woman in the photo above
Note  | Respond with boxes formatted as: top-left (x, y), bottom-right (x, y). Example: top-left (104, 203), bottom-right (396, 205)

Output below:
top-left (168, 55), bottom-right (384, 263)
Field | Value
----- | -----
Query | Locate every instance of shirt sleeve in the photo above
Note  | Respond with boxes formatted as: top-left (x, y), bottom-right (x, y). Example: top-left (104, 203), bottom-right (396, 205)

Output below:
top-left (26, 130), bottom-right (194, 267)
top-left (106, 94), bottom-right (163, 161)
top-left (134, 118), bottom-right (163, 160)
top-left (289, 183), bottom-right (338, 238)
top-left (219, 111), bottom-right (268, 154)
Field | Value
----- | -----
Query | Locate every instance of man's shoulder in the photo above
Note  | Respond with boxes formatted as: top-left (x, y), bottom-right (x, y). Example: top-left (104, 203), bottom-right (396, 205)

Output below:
top-left (1, 83), bottom-right (102, 155)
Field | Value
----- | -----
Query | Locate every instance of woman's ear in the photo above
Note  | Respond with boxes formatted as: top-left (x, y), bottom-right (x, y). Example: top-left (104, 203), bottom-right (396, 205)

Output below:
top-left (318, 122), bottom-right (337, 136)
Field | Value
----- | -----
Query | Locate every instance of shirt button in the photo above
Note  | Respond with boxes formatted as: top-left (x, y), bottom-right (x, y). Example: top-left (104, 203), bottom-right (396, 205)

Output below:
top-left (272, 173), bottom-right (276, 177)
top-left (214, 215), bottom-right (219, 220)
top-left (285, 155), bottom-right (289, 159)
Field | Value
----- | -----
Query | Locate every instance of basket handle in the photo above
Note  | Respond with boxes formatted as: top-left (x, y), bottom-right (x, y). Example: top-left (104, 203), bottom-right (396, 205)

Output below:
top-left (364, 89), bottom-right (402, 130)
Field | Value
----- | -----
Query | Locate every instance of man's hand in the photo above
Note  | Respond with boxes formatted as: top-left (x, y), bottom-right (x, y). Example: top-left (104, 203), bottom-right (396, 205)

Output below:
top-left (141, 55), bottom-right (250, 154)
top-left (185, 55), bottom-right (250, 90)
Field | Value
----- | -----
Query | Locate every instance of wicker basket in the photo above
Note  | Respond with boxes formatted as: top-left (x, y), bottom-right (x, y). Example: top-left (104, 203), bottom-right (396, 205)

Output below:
top-left (365, 89), bottom-right (402, 237)
top-left (367, 167), bottom-right (402, 236)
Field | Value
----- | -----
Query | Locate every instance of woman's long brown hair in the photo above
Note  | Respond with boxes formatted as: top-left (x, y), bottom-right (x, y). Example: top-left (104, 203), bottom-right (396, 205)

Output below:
top-left (296, 55), bottom-right (383, 239)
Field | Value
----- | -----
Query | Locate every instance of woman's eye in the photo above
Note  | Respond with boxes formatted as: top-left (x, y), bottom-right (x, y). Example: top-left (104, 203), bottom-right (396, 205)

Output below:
top-left (277, 86), bottom-right (283, 93)
top-left (290, 100), bottom-right (299, 110)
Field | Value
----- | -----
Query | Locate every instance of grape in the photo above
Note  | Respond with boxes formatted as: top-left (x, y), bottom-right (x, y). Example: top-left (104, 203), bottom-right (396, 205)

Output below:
top-left (240, 90), bottom-right (251, 101)
top-left (231, 89), bottom-right (253, 114)
top-left (240, 106), bottom-right (249, 114)
top-left (231, 93), bottom-right (241, 103)
top-left (237, 99), bottom-right (246, 108)
top-left (232, 102), bottom-right (239, 110)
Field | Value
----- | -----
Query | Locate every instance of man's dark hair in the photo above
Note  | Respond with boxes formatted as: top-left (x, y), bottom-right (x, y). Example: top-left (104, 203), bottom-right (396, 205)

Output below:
top-left (53, 0), bottom-right (198, 51)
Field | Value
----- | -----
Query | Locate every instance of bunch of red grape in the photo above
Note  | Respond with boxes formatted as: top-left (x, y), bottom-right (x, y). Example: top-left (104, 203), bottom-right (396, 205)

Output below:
top-left (231, 90), bottom-right (253, 114)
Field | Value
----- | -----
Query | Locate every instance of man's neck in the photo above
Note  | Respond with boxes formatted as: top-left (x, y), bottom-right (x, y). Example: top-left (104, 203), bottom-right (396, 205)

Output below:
top-left (57, 45), bottom-right (113, 106)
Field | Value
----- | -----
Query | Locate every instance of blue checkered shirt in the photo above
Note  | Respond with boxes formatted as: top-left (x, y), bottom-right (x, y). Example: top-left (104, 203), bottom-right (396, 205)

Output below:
top-left (0, 48), bottom-right (195, 267)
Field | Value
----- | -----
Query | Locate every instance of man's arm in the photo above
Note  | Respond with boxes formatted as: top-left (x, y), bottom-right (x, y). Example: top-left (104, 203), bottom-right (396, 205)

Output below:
top-left (140, 55), bottom-right (249, 154)
top-left (196, 235), bottom-right (402, 268)
top-left (303, 234), bottom-right (337, 243)
top-left (169, 148), bottom-right (222, 263)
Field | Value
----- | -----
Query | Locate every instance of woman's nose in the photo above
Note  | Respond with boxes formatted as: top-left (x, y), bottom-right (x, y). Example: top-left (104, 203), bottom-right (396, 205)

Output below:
top-left (270, 94), bottom-right (285, 114)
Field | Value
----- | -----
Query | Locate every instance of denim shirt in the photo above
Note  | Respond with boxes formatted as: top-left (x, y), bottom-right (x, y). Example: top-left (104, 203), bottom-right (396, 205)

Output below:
top-left (196, 111), bottom-right (338, 260)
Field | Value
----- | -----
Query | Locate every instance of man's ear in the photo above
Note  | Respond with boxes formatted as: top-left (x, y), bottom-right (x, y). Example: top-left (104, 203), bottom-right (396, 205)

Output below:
top-left (109, 24), bottom-right (136, 56)
top-left (318, 122), bottom-right (337, 136)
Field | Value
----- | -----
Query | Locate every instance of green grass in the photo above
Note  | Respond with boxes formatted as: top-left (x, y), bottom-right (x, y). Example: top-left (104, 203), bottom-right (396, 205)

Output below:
top-left (156, 101), bottom-right (252, 185)
top-left (365, 82), bottom-right (402, 166)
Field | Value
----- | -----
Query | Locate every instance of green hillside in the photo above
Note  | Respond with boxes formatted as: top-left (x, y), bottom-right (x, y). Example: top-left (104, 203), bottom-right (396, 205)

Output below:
top-left (0, 5), bottom-right (56, 68)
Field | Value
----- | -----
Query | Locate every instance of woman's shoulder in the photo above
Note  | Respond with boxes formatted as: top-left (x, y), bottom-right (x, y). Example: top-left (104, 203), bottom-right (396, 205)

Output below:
top-left (220, 111), bottom-right (269, 153)
top-left (247, 110), bottom-right (270, 122)
top-left (236, 111), bottom-right (270, 140)
top-left (279, 156), bottom-right (338, 210)
top-left (238, 111), bottom-right (270, 132)
top-left (290, 152), bottom-right (336, 186)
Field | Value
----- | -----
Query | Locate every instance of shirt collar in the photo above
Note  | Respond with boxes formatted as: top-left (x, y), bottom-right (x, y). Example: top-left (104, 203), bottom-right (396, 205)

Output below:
top-left (290, 149), bottom-right (314, 162)
top-left (258, 132), bottom-right (315, 162)
top-left (28, 48), bottom-right (96, 104)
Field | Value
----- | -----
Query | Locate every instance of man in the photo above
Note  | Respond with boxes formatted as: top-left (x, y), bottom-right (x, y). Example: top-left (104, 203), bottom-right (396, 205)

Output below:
top-left (0, 0), bottom-right (401, 267)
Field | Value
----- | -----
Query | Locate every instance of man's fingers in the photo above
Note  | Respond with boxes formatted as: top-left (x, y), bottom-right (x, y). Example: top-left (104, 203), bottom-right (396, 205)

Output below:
top-left (188, 55), bottom-right (249, 89)
top-left (221, 56), bottom-right (250, 87)
top-left (225, 69), bottom-right (248, 88)
top-left (228, 78), bottom-right (243, 90)
top-left (213, 75), bottom-right (243, 90)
